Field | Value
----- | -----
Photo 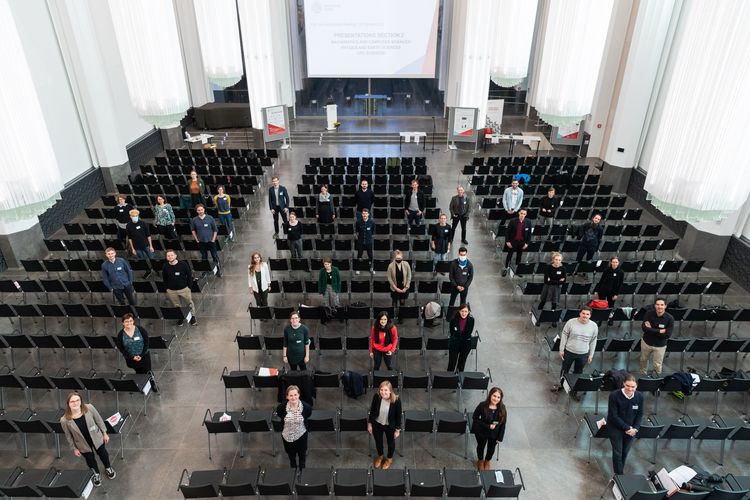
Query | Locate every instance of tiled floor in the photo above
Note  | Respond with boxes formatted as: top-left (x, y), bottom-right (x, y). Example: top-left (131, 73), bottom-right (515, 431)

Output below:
top-left (1, 117), bottom-right (748, 499)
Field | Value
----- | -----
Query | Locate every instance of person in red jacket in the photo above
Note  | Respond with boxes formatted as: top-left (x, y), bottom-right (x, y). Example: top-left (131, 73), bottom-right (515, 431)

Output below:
top-left (370, 311), bottom-right (399, 370)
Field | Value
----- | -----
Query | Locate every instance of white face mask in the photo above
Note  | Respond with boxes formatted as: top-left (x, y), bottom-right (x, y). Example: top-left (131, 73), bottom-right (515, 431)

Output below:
top-left (458, 256), bottom-right (467, 262)
top-left (131, 217), bottom-right (139, 222)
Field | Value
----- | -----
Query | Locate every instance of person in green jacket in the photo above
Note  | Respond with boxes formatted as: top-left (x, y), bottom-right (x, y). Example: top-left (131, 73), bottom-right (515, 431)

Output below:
top-left (317, 257), bottom-right (341, 312)
top-left (448, 304), bottom-right (475, 372)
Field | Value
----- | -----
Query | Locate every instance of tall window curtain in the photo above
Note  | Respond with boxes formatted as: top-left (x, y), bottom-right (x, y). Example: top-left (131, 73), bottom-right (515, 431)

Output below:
top-left (532, 0), bottom-right (614, 126)
top-left (489, 0), bottom-right (538, 88)
top-left (108, 0), bottom-right (189, 128)
top-left (194, 0), bottom-right (243, 89)
top-left (642, 1), bottom-right (750, 222)
top-left (238, 0), bottom-right (279, 129)
top-left (0, 0), bottom-right (61, 221)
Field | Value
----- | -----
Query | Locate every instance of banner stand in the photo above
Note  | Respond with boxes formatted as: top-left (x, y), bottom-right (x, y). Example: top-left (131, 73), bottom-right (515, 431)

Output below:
top-left (446, 106), bottom-right (479, 153)
top-left (261, 105), bottom-right (291, 152)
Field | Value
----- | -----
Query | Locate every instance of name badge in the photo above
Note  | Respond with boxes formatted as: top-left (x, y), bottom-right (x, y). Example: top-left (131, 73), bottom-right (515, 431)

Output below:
top-left (556, 271), bottom-right (561, 275)
top-left (632, 405), bottom-right (639, 410)
top-left (134, 336), bottom-right (141, 340)
top-left (89, 425), bottom-right (98, 432)
top-left (118, 209), bottom-right (124, 212)
top-left (136, 226), bottom-right (141, 229)
top-left (462, 271), bottom-right (467, 275)
top-left (174, 272), bottom-right (180, 276)
top-left (366, 227), bottom-right (371, 231)
top-left (204, 223), bottom-right (209, 227)
top-left (296, 339), bottom-right (301, 343)
top-left (658, 324), bottom-right (664, 328)
top-left (116, 267), bottom-right (122, 271)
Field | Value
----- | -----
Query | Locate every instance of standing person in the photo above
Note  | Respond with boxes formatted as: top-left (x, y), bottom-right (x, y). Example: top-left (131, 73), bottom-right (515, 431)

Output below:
top-left (190, 204), bottom-right (221, 277)
top-left (607, 374), bottom-right (643, 475)
top-left (276, 385), bottom-right (312, 469)
top-left (538, 252), bottom-right (566, 314)
top-left (593, 256), bottom-right (624, 309)
top-left (115, 313), bottom-right (151, 374)
top-left (284, 211), bottom-right (304, 259)
top-left (162, 249), bottom-right (197, 326)
top-left (316, 184), bottom-right (335, 238)
top-left (403, 178), bottom-right (425, 226)
top-left (248, 251), bottom-right (272, 307)
top-left (125, 209), bottom-right (154, 278)
top-left (367, 381), bottom-right (402, 470)
top-left (448, 247), bottom-right (474, 306)
top-left (355, 208), bottom-right (375, 275)
top-left (502, 208), bottom-right (533, 277)
top-left (502, 179), bottom-right (524, 217)
top-left (268, 176), bottom-right (290, 238)
top-left (283, 312), bottom-right (310, 371)
top-left (576, 213), bottom-right (603, 263)
top-left (640, 298), bottom-right (674, 375)
top-left (153, 195), bottom-right (177, 240)
top-left (212, 185), bottom-right (234, 240)
top-left (101, 247), bottom-right (136, 306)
top-left (387, 250), bottom-right (411, 316)
top-left (449, 185), bottom-right (471, 245)
top-left (551, 306), bottom-right (598, 399)
top-left (448, 304), bottom-right (474, 372)
top-left (430, 213), bottom-right (453, 274)
top-left (471, 387), bottom-right (507, 471)
top-left (370, 311), bottom-right (398, 370)
top-left (113, 194), bottom-right (133, 242)
top-left (318, 257), bottom-right (341, 312)
top-left (354, 179), bottom-right (375, 222)
top-left (60, 393), bottom-right (115, 487)
top-left (186, 169), bottom-right (206, 209)
top-left (538, 186), bottom-right (559, 228)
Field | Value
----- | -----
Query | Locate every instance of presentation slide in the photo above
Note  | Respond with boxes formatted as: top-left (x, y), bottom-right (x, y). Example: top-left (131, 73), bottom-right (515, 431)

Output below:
top-left (304, 0), bottom-right (439, 78)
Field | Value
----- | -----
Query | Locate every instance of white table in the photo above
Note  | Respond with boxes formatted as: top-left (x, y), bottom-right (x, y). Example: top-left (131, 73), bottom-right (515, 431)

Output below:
top-left (484, 133), bottom-right (542, 156)
top-left (399, 131), bottom-right (427, 152)
top-left (185, 133), bottom-right (214, 149)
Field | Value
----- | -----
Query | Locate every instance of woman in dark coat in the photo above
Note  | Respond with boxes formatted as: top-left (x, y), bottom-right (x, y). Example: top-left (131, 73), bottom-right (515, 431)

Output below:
top-left (316, 184), bottom-right (335, 238)
top-left (367, 380), bottom-right (402, 470)
top-left (447, 304), bottom-right (475, 372)
top-left (115, 313), bottom-right (151, 374)
top-left (471, 387), bottom-right (507, 471)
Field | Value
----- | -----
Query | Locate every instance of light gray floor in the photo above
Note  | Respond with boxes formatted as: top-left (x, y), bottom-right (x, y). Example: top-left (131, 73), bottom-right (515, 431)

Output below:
top-left (1, 117), bottom-right (748, 499)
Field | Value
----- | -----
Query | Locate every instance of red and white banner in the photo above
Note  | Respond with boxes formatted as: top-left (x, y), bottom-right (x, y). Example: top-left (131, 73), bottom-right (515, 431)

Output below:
top-left (265, 105), bottom-right (286, 137)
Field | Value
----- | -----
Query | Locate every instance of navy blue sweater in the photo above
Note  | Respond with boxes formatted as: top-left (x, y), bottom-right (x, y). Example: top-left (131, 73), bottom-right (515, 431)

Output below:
top-left (607, 390), bottom-right (644, 431)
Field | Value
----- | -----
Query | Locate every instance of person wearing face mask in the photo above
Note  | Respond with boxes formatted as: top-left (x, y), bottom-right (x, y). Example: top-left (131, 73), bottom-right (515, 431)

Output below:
top-left (471, 387), bottom-right (507, 470)
top-left (607, 374), bottom-right (643, 474)
top-left (186, 169), bottom-right (206, 209)
top-left (190, 204), bottom-right (221, 277)
top-left (162, 249), bottom-right (197, 326)
top-left (448, 247), bottom-right (474, 307)
top-left (317, 257), bottom-right (341, 312)
top-left (576, 213), bottom-right (604, 263)
top-left (370, 311), bottom-right (398, 370)
top-left (284, 211), bottom-right (304, 259)
top-left (125, 209), bottom-right (154, 279)
top-left (448, 304), bottom-right (474, 372)
top-left (387, 250), bottom-right (411, 319)
top-left (502, 208), bottom-right (533, 277)
top-left (367, 381), bottom-right (402, 470)
top-left (276, 385), bottom-right (312, 469)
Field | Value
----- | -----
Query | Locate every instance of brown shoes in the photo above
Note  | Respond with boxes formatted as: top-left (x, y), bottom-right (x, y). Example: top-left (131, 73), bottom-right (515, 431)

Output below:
top-left (373, 455), bottom-right (384, 468)
top-left (381, 458), bottom-right (393, 470)
top-left (476, 459), bottom-right (484, 470)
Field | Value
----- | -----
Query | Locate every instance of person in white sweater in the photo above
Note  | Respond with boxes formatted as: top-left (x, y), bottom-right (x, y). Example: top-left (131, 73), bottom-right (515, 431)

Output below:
top-left (551, 305), bottom-right (598, 397)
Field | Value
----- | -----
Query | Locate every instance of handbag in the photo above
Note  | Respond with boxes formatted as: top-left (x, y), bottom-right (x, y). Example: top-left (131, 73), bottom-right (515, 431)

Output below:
top-left (589, 299), bottom-right (609, 309)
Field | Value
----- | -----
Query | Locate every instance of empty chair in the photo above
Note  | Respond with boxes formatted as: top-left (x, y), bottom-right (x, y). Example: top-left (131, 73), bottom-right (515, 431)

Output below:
top-left (333, 468), bottom-right (370, 496)
top-left (295, 467), bottom-right (333, 496)
top-left (444, 469), bottom-right (483, 498)
top-left (373, 468), bottom-right (406, 496)
top-left (480, 468), bottom-right (525, 498)
top-left (178, 469), bottom-right (225, 498)
top-left (257, 468), bottom-right (296, 496)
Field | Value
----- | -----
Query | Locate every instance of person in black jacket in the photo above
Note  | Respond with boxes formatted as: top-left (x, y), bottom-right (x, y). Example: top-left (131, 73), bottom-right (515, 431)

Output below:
top-left (502, 208), bottom-right (533, 276)
top-left (367, 381), bottom-right (402, 470)
top-left (268, 176), bottom-right (290, 238)
top-left (115, 313), bottom-right (151, 374)
top-left (639, 298), bottom-right (674, 375)
top-left (276, 385), bottom-right (313, 469)
top-left (284, 211), bottom-right (304, 259)
top-left (113, 194), bottom-right (133, 242)
top-left (316, 184), bottom-right (335, 238)
top-left (594, 256), bottom-right (624, 314)
top-left (354, 179), bottom-right (375, 222)
top-left (429, 213), bottom-right (453, 274)
top-left (607, 374), bottom-right (643, 474)
top-left (538, 252), bottom-right (566, 315)
top-left (448, 304), bottom-right (474, 372)
top-left (403, 178), bottom-right (426, 225)
top-left (162, 249), bottom-right (197, 327)
top-left (448, 247), bottom-right (474, 306)
top-left (576, 213), bottom-right (603, 262)
top-left (471, 387), bottom-right (507, 470)
top-left (355, 209), bottom-right (375, 275)
top-left (538, 186), bottom-right (559, 228)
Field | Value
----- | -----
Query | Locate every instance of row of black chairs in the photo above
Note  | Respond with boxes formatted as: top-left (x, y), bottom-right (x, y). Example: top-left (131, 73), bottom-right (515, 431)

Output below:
top-left (472, 182), bottom-right (612, 200)
top-left (145, 162), bottom-right (267, 176)
top-left (116, 179), bottom-right (259, 197)
top-left (178, 465), bottom-right (524, 499)
top-left (470, 154), bottom-right (577, 167)
top-left (516, 259), bottom-right (699, 282)
top-left (465, 163), bottom-right (586, 178)
top-left (84, 204), bottom-right (243, 222)
top-left (62, 221), bottom-right (234, 240)
top-left (0, 467), bottom-right (96, 498)
top-left (304, 164), bottom-right (430, 177)
top-left (42, 236), bottom-right (225, 258)
top-left (481, 194), bottom-right (625, 212)
top-left (309, 156), bottom-right (426, 167)
top-left (19, 256), bottom-right (216, 279)
top-left (608, 471), bottom-right (749, 500)
top-left (165, 147), bottom-right (276, 159)
top-left (498, 238), bottom-right (677, 263)
top-left (484, 208), bottom-right (644, 229)
top-left (468, 173), bottom-right (600, 190)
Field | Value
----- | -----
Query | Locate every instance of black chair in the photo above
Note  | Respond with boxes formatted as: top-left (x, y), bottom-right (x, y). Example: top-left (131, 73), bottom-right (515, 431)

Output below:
top-left (434, 410), bottom-right (468, 458)
top-left (202, 409), bottom-right (240, 459)
top-left (295, 467), bottom-right (333, 496)
top-left (403, 410), bottom-right (434, 457)
top-left (218, 468), bottom-right (259, 497)
top-left (220, 367), bottom-right (253, 412)
top-left (373, 468), bottom-right (406, 496)
top-left (333, 468), bottom-right (369, 496)
top-left (431, 372), bottom-right (460, 409)
top-left (444, 469), bottom-right (483, 498)
top-left (238, 410), bottom-right (275, 458)
top-left (337, 408), bottom-right (371, 456)
top-left (177, 469), bottom-right (224, 498)
top-left (306, 409), bottom-right (338, 455)
top-left (611, 474), bottom-right (668, 500)
top-left (0, 467), bottom-right (54, 497)
top-left (480, 468), bottom-right (525, 498)
top-left (256, 467), bottom-right (296, 496)
top-left (408, 468), bottom-right (444, 497)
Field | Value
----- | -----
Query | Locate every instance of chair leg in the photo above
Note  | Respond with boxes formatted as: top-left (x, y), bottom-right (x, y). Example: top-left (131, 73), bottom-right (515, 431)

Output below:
top-left (208, 432), bottom-right (212, 460)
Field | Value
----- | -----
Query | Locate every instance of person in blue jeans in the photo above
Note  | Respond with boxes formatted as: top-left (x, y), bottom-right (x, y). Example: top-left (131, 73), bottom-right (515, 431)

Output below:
top-left (191, 204), bottom-right (222, 277)
top-left (101, 247), bottom-right (136, 305)
top-left (213, 185), bottom-right (234, 240)
top-left (607, 374), bottom-right (643, 474)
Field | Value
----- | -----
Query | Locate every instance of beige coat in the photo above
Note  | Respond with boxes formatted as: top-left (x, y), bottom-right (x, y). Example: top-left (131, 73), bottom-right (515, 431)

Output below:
top-left (60, 404), bottom-right (108, 453)
top-left (387, 261), bottom-right (412, 292)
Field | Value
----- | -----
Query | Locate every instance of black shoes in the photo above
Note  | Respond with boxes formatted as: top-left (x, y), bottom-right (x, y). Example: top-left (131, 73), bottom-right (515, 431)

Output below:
top-left (189, 316), bottom-right (198, 326)
top-left (461, 240), bottom-right (468, 245)
top-left (176, 319), bottom-right (184, 327)
top-left (501, 269), bottom-right (508, 277)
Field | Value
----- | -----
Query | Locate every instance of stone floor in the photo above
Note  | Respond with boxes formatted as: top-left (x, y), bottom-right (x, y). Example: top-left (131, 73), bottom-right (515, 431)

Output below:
top-left (1, 117), bottom-right (748, 499)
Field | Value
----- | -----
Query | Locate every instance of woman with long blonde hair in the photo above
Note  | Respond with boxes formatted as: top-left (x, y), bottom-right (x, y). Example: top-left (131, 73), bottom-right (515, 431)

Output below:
top-left (367, 380), bottom-right (402, 470)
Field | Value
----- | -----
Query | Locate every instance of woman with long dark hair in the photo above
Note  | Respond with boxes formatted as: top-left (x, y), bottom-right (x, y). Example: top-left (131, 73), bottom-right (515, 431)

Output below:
top-left (248, 251), bottom-right (271, 307)
top-left (471, 387), bottom-right (507, 470)
top-left (369, 311), bottom-right (398, 370)
top-left (447, 304), bottom-right (474, 372)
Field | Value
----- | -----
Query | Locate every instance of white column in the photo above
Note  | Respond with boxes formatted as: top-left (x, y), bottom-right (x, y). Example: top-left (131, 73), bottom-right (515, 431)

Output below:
top-left (269, 0), bottom-right (295, 107)
top-left (174, 0), bottom-right (213, 107)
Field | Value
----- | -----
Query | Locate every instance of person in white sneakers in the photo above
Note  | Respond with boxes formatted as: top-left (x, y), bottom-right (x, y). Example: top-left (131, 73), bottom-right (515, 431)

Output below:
top-left (60, 393), bottom-right (115, 487)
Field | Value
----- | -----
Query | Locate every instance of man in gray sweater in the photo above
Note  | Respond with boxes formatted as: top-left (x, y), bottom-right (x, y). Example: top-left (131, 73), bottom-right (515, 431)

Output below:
top-left (552, 305), bottom-right (598, 397)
